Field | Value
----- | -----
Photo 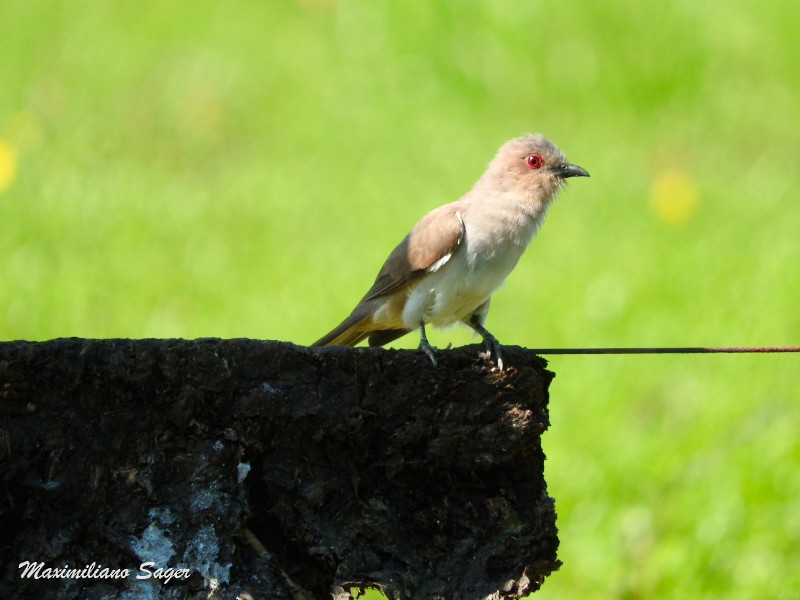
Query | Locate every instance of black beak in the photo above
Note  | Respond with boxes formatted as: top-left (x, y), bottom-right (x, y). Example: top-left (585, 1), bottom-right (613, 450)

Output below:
top-left (557, 163), bottom-right (590, 179)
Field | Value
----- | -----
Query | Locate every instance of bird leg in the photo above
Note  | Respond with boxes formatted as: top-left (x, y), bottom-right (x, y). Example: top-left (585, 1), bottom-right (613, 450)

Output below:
top-left (417, 322), bottom-right (438, 367)
top-left (467, 316), bottom-right (504, 371)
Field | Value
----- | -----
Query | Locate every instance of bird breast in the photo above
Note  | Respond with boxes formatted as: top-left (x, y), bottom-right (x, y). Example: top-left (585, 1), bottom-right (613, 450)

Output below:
top-left (401, 203), bottom-right (544, 329)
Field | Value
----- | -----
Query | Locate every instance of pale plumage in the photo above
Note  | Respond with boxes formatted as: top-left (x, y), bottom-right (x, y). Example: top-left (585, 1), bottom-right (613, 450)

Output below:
top-left (312, 134), bottom-right (589, 369)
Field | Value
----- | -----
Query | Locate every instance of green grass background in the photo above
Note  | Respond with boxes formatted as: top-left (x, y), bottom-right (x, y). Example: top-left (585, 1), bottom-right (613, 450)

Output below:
top-left (1, 1), bottom-right (799, 598)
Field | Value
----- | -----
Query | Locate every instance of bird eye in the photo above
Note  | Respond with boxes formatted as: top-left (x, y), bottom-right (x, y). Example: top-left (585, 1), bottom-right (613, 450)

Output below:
top-left (525, 153), bottom-right (543, 169)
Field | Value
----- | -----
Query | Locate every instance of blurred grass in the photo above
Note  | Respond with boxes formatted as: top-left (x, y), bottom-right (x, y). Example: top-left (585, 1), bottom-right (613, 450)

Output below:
top-left (1, 0), bottom-right (799, 598)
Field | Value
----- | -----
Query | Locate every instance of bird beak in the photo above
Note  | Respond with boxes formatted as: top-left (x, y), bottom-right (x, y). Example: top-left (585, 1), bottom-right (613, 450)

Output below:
top-left (556, 163), bottom-right (590, 179)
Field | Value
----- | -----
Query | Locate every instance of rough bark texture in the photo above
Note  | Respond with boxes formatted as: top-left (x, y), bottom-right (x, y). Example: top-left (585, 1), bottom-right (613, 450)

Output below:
top-left (0, 338), bottom-right (559, 600)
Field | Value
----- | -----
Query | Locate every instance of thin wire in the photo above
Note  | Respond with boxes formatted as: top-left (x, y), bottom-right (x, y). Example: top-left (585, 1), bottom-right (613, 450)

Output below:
top-left (531, 346), bottom-right (800, 355)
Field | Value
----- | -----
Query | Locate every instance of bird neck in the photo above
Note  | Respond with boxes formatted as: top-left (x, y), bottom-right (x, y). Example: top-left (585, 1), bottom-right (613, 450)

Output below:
top-left (464, 190), bottom-right (550, 247)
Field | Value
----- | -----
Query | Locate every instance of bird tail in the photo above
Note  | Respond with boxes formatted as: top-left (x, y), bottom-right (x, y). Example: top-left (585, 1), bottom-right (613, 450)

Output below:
top-left (312, 312), bottom-right (372, 347)
top-left (312, 301), bottom-right (413, 348)
top-left (366, 328), bottom-right (410, 347)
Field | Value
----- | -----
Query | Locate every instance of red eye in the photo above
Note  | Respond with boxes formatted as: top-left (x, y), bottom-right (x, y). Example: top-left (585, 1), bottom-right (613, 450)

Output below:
top-left (525, 153), bottom-right (543, 169)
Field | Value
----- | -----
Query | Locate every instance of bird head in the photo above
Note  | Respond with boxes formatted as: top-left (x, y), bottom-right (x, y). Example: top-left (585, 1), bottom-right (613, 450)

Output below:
top-left (476, 134), bottom-right (589, 206)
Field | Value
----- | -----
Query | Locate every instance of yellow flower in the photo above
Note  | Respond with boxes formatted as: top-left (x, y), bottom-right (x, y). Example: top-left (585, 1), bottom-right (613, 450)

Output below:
top-left (0, 139), bottom-right (18, 194)
top-left (649, 169), bottom-right (698, 226)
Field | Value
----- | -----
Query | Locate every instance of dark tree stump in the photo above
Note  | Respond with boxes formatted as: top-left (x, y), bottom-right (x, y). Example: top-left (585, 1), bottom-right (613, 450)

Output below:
top-left (0, 338), bottom-right (560, 599)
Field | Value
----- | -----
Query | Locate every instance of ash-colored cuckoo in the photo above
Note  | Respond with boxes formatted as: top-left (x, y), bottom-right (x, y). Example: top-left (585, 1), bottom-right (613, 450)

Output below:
top-left (313, 134), bottom-right (589, 369)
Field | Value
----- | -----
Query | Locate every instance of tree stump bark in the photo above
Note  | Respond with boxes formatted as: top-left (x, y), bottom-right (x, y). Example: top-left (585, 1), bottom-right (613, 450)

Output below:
top-left (0, 338), bottom-right (560, 599)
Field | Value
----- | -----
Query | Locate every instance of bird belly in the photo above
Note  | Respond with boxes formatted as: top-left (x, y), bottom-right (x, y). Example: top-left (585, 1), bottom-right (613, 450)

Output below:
top-left (400, 246), bottom-right (522, 330)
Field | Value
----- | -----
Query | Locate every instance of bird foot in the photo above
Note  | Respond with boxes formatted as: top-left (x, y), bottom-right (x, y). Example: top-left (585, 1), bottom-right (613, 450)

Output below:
top-left (417, 338), bottom-right (438, 367)
top-left (482, 334), bottom-right (504, 371)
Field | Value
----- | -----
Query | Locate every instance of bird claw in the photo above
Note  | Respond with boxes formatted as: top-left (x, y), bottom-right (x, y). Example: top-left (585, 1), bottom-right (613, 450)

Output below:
top-left (418, 338), bottom-right (438, 367)
top-left (483, 335), bottom-right (504, 371)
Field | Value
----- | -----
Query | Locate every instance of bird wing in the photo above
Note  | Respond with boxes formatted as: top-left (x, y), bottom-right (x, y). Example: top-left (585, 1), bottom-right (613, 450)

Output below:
top-left (311, 202), bottom-right (466, 348)
top-left (361, 203), bottom-right (466, 302)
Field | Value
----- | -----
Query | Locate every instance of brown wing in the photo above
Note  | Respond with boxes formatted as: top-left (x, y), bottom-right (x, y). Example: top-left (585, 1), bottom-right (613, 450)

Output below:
top-left (361, 202), bottom-right (466, 302)
top-left (311, 202), bottom-right (466, 348)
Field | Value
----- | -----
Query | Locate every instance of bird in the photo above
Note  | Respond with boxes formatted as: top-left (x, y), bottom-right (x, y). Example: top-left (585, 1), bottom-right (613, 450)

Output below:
top-left (312, 134), bottom-right (589, 370)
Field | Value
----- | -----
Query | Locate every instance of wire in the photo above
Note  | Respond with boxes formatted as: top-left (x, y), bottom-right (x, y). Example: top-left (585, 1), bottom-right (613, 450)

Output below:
top-left (530, 346), bottom-right (800, 355)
